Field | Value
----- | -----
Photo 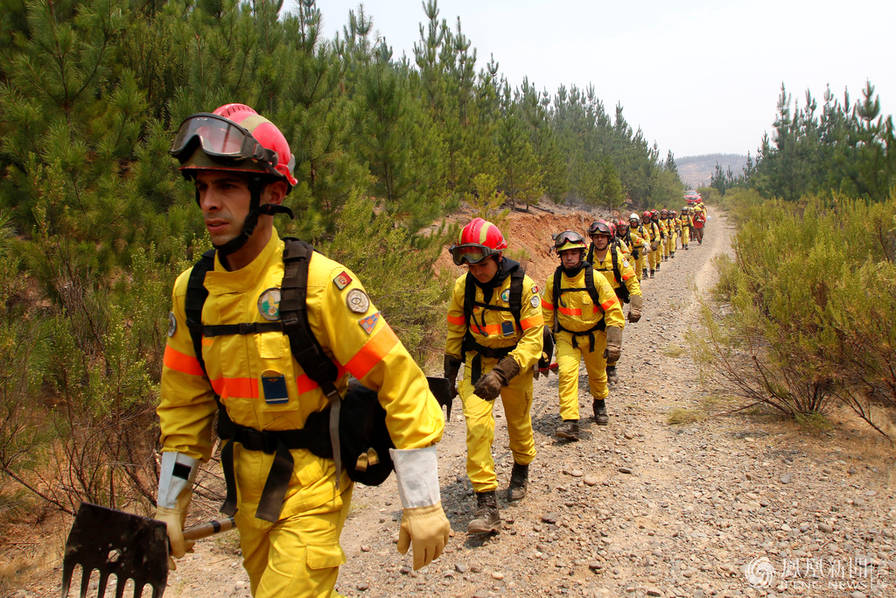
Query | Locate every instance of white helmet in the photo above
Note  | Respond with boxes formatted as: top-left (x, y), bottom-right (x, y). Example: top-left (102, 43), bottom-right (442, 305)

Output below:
top-left (629, 212), bottom-right (640, 223)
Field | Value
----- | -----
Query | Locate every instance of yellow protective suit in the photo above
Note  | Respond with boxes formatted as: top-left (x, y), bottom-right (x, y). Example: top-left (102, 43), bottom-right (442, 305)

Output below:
top-left (647, 221), bottom-right (662, 272)
top-left (589, 246), bottom-right (641, 368)
top-left (542, 266), bottom-right (625, 420)
top-left (159, 229), bottom-right (444, 597)
top-left (679, 214), bottom-right (691, 247)
top-left (445, 260), bottom-right (543, 493)
top-left (626, 227), bottom-right (650, 280)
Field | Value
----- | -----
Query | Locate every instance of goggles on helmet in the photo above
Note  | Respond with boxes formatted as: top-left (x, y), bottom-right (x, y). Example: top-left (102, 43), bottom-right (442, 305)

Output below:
top-left (449, 243), bottom-right (500, 266)
top-left (553, 230), bottom-right (585, 248)
top-left (170, 113), bottom-right (294, 174)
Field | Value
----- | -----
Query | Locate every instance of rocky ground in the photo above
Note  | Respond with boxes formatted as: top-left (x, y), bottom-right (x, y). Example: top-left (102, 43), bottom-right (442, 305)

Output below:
top-left (15, 207), bottom-right (896, 597)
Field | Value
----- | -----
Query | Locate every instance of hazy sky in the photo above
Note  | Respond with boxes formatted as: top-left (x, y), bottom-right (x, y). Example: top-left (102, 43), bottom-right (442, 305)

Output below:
top-left (302, 0), bottom-right (896, 159)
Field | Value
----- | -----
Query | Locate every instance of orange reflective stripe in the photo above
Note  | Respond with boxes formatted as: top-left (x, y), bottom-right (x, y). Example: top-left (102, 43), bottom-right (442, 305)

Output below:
top-left (621, 273), bottom-right (633, 282)
top-left (601, 298), bottom-right (618, 311)
top-left (541, 298), bottom-right (554, 310)
top-left (211, 376), bottom-right (258, 399)
top-left (345, 325), bottom-right (399, 380)
top-left (559, 306), bottom-right (583, 316)
top-left (447, 313), bottom-right (466, 326)
top-left (163, 345), bottom-right (205, 377)
top-left (519, 315), bottom-right (543, 330)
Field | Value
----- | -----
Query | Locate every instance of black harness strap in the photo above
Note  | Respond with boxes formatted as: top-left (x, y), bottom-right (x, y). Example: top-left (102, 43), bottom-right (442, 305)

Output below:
top-left (185, 239), bottom-right (343, 522)
top-left (461, 262), bottom-right (525, 383)
top-left (551, 265), bottom-right (606, 352)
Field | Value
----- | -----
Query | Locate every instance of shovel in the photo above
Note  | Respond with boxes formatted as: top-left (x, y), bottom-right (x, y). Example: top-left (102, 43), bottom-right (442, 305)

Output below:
top-left (61, 501), bottom-right (235, 598)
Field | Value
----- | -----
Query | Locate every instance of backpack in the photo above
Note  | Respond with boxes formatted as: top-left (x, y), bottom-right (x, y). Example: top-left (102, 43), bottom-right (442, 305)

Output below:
top-left (550, 264), bottom-right (606, 351)
top-left (584, 246), bottom-right (631, 304)
top-left (184, 239), bottom-right (393, 521)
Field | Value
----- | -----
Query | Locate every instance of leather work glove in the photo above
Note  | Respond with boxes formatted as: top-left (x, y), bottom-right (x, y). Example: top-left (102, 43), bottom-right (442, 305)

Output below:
top-left (156, 452), bottom-right (198, 570)
top-left (473, 355), bottom-right (521, 401)
top-left (397, 502), bottom-right (451, 570)
top-left (443, 354), bottom-right (461, 399)
top-left (390, 447), bottom-right (451, 570)
top-left (604, 326), bottom-right (623, 363)
top-left (628, 294), bottom-right (643, 323)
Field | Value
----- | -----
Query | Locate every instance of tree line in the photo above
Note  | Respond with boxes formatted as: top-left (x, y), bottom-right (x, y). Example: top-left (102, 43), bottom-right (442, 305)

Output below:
top-left (0, 0), bottom-right (683, 513)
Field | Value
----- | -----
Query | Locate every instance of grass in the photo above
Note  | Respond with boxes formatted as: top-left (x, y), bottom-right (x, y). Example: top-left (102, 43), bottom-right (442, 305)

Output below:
top-left (662, 344), bottom-right (688, 358)
top-left (666, 408), bottom-right (706, 425)
top-left (794, 411), bottom-right (834, 434)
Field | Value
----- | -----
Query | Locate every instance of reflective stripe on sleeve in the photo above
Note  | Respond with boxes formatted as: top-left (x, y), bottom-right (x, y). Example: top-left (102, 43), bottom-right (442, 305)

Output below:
top-left (345, 324), bottom-right (400, 380)
top-left (601, 298), bottom-right (618, 311)
top-left (541, 298), bottom-right (554, 310)
top-left (447, 314), bottom-right (466, 326)
top-left (519, 315), bottom-right (543, 330)
top-left (163, 345), bottom-right (205, 376)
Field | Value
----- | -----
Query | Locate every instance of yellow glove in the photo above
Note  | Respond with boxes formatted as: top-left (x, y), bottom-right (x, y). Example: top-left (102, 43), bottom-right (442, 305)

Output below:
top-left (397, 502), bottom-right (451, 570)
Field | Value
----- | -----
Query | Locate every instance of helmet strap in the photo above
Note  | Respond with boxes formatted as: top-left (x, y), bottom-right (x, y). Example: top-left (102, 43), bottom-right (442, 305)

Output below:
top-left (213, 177), bottom-right (265, 258)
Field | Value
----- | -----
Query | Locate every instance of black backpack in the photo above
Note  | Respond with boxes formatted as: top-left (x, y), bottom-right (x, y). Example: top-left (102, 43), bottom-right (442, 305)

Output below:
top-left (583, 246), bottom-right (630, 304)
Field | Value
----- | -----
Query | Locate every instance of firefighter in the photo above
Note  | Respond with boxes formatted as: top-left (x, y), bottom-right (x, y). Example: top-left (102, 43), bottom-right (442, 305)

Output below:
top-left (692, 202), bottom-right (707, 244)
top-left (157, 104), bottom-right (449, 597)
top-left (542, 231), bottom-right (625, 439)
top-left (444, 218), bottom-right (543, 534)
top-left (648, 210), bottom-right (664, 271)
top-left (587, 220), bottom-right (642, 385)
top-left (628, 213), bottom-right (651, 279)
top-left (658, 209), bottom-right (671, 261)
top-left (679, 206), bottom-right (692, 249)
top-left (669, 210), bottom-right (681, 255)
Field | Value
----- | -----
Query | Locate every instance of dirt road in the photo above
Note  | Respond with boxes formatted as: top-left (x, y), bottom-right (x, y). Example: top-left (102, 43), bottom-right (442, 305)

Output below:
top-left (44, 208), bottom-right (896, 598)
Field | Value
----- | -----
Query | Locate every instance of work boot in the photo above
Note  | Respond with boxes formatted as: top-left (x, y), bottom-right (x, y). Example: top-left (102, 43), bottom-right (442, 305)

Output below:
top-left (684, 245), bottom-right (688, 250)
top-left (642, 268), bottom-right (648, 279)
top-left (467, 491), bottom-right (500, 534)
top-left (507, 463), bottom-right (529, 501)
top-left (656, 262), bottom-right (661, 270)
top-left (649, 269), bottom-right (655, 278)
top-left (606, 365), bottom-right (618, 384)
top-left (671, 251), bottom-right (676, 258)
top-left (555, 419), bottom-right (580, 441)
top-left (593, 399), bottom-right (609, 425)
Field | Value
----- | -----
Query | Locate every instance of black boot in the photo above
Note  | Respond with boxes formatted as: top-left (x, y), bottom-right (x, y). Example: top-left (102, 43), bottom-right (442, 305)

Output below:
top-left (642, 268), bottom-right (648, 279)
top-left (468, 490), bottom-right (500, 534)
top-left (507, 463), bottom-right (529, 501)
top-left (649, 269), bottom-right (655, 278)
top-left (555, 419), bottom-right (580, 441)
top-left (593, 399), bottom-right (609, 425)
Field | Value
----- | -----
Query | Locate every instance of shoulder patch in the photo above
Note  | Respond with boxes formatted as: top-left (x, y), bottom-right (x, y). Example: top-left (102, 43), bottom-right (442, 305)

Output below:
top-left (622, 260), bottom-right (631, 269)
top-left (358, 312), bottom-right (380, 335)
top-left (333, 271), bottom-right (352, 290)
top-left (531, 284), bottom-right (539, 295)
top-left (500, 289), bottom-right (510, 303)
top-left (167, 312), bottom-right (177, 337)
top-left (346, 288), bottom-right (370, 314)
top-left (530, 295), bottom-right (540, 308)
top-left (257, 288), bottom-right (281, 321)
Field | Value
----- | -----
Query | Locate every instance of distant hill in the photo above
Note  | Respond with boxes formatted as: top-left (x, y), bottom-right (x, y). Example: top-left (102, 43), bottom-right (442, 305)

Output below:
top-left (676, 154), bottom-right (748, 189)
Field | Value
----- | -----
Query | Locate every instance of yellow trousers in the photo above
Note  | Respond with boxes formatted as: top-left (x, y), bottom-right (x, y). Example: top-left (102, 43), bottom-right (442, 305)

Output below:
top-left (555, 329), bottom-right (608, 420)
top-left (634, 253), bottom-right (647, 278)
top-left (235, 455), bottom-right (352, 598)
top-left (681, 227), bottom-right (690, 247)
top-left (648, 246), bottom-right (660, 271)
top-left (460, 354), bottom-right (535, 493)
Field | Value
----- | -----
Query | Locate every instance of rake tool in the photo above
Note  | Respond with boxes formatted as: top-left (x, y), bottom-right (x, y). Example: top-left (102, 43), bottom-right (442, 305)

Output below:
top-left (61, 501), bottom-right (235, 598)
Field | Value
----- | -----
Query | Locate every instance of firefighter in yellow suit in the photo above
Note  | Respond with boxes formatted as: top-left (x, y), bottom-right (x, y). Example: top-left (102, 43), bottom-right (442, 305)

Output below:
top-left (628, 213), bottom-right (651, 279)
top-left (587, 220), bottom-right (643, 385)
top-left (443, 218), bottom-right (543, 534)
top-left (157, 104), bottom-right (449, 597)
top-left (679, 206), bottom-right (692, 249)
top-left (645, 211), bottom-right (662, 276)
top-left (542, 231), bottom-right (625, 440)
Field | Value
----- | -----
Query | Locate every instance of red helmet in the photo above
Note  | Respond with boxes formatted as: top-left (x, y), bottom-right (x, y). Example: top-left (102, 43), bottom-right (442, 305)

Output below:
top-left (616, 219), bottom-right (629, 234)
top-left (671, 210), bottom-right (677, 217)
top-left (641, 211), bottom-right (651, 221)
top-left (171, 103), bottom-right (298, 190)
top-left (449, 218), bottom-right (507, 265)
top-left (660, 208), bottom-right (668, 217)
top-left (608, 221), bottom-right (617, 236)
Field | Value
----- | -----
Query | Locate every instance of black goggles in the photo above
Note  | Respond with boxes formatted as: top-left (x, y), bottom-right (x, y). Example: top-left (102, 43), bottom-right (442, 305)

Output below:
top-left (449, 243), bottom-right (500, 266)
top-left (169, 113), bottom-right (281, 167)
top-left (553, 230), bottom-right (585, 248)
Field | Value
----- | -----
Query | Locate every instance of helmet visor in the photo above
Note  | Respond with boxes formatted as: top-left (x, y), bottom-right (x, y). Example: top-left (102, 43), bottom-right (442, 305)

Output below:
top-left (170, 113), bottom-right (278, 166)
top-left (553, 230), bottom-right (585, 249)
top-left (449, 243), bottom-right (498, 265)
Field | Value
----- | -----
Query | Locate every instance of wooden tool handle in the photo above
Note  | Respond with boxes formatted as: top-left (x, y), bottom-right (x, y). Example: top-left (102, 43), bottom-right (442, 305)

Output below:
top-left (183, 516), bottom-right (236, 541)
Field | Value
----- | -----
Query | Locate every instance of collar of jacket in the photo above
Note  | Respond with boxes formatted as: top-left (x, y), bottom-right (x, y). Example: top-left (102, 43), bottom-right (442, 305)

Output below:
top-left (474, 257), bottom-right (519, 291)
top-left (204, 227), bottom-right (283, 292)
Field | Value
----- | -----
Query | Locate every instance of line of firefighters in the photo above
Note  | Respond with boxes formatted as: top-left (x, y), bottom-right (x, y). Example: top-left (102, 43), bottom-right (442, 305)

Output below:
top-left (444, 201), bottom-right (708, 534)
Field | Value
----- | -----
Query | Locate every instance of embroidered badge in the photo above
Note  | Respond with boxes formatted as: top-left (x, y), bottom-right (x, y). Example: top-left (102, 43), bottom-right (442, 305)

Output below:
top-left (359, 312), bottom-right (380, 334)
top-left (500, 289), bottom-right (510, 303)
top-left (530, 295), bottom-right (540, 308)
top-left (167, 312), bottom-right (177, 337)
top-left (532, 284), bottom-right (539, 295)
top-left (622, 259), bottom-right (631, 269)
top-left (257, 288), bottom-right (281, 321)
top-left (346, 288), bottom-right (370, 314)
top-left (501, 320), bottom-right (515, 336)
top-left (333, 271), bottom-right (352, 290)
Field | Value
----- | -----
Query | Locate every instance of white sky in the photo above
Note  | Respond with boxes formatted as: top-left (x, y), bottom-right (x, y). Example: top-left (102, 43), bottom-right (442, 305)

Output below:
top-left (299, 0), bottom-right (896, 158)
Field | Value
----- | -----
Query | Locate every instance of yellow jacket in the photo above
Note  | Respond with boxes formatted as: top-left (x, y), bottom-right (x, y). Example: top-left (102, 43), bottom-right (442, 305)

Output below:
top-left (159, 230), bottom-right (444, 508)
top-left (541, 266), bottom-right (625, 332)
top-left (445, 260), bottom-right (544, 370)
top-left (590, 246), bottom-right (642, 298)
